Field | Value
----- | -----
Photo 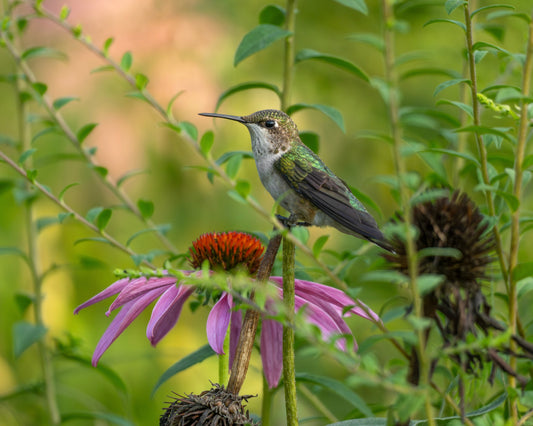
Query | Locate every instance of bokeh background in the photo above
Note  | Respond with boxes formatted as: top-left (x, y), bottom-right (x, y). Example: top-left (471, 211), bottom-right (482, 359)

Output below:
top-left (1, 0), bottom-right (532, 424)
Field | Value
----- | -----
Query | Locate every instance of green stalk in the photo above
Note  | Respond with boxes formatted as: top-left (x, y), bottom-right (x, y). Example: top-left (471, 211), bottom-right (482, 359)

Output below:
top-left (281, 0), bottom-right (297, 111)
top-left (219, 331), bottom-right (230, 385)
top-left (261, 375), bottom-right (273, 426)
top-left (282, 236), bottom-right (297, 425)
top-left (381, 0), bottom-right (434, 423)
top-left (507, 11), bottom-right (533, 421)
top-left (15, 53), bottom-right (60, 425)
top-left (462, 3), bottom-right (509, 287)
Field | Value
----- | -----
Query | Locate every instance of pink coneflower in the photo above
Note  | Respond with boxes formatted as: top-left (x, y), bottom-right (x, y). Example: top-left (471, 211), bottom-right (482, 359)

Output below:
top-left (75, 231), bottom-right (379, 388)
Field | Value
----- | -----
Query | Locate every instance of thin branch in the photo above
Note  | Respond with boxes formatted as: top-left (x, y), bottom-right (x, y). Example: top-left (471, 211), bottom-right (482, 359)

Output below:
top-left (0, 150), bottom-right (155, 268)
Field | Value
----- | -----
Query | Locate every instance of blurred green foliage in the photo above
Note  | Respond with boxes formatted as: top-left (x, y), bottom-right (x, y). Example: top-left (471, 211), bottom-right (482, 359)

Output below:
top-left (1, 0), bottom-right (533, 424)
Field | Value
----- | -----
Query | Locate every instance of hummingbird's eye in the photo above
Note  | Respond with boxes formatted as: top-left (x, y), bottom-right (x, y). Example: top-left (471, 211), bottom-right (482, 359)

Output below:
top-left (264, 120), bottom-right (276, 128)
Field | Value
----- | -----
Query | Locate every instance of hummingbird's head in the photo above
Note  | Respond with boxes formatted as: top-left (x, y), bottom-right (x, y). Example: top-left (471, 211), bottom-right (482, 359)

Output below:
top-left (199, 109), bottom-right (299, 156)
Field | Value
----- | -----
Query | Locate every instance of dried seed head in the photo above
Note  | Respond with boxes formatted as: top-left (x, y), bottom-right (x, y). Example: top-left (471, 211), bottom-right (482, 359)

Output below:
top-left (160, 383), bottom-right (257, 426)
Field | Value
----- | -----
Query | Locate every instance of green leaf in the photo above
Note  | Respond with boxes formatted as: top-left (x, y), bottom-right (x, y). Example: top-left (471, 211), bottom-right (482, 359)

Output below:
top-left (295, 48), bottom-right (369, 82)
top-left (72, 24), bottom-right (82, 38)
top-left (200, 131), bottom-right (214, 156)
top-left (152, 344), bottom-right (215, 396)
top-left (92, 165), bottom-right (108, 178)
top-left (14, 293), bottom-right (33, 314)
top-left (474, 184), bottom-right (519, 211)
top-left (96, 208), bottom-right (112, 231)
top-left (58, 212), bottom-right (73, 223)
top-left (134, 73), bottom-right (149, 90)
top-left (412, 392), bottom-right (507, 424)
top-left (286, 103), bottom-right (345, 132)
top-left (417, 274), bottom-right (444, 296)
top-left (120, 51), bottom-right (133, 71)
top-left (36, 216), bottom-right (59, 232)
top-left (312, 235), bottom-right (329, 257)
top-left (512, 262), bottom-right (533, 282)
top-left (179, 121), bottom-right (198, 141)
top-left (215, 81), bottom-right (281, 111)
top-left (74, 237), bottom-right (113, 247)
top-left (299, 131), bottom-right (319, 154)
top-left (137, 199), bottom-right (154, 219)
top-left (332, 0), bottom-right (367, 14)
top-left (486, 10), bottom-right (531, 23)
top-left (472, 41), bottom-right (510, 57)
top-left (18, 148), bottom-right (37, 164)
top-left (296, 373), bottom-right (373, 417)
top-left (433, 78), bottom-right (470, 96)
top-left (346, 33), bottom-right (384, 52)
top-left (116, 169), bottom-right (147, 187)
top-left (348, 185), bottom-right (382, 217)
top-left (103, 37), bottom-right (114, 56)
top-left (234, 24), bottom-right (292, 66)
top-left (52, 96), bottom-right (78, 110)
top-left (21, 46), bottom-right (67, 61)
top-left (60, 412), bottom-right (133, 426)
top-left (424, 18), bottom-right (466, 32)
top-left (328, 419), bottom-right (387, 425)
top-left (165, 90), bottom-right (185, 117)
top-left (234, 179), bottom-right (251, 199)
top-left (32, 82), bottom-right (47, 96)
top-left (436, 99), bottom-right (473, 118)
top-left (456, 125), bottom-right (515, 143)
top-left (445, 0), bottom-right (466, 15)
top-left (226, 154), bottom-right (242, 179)
top-left (91, 65), bottom-right (114, 74)
top-left (62, 352), bottom-right (127, 394)
top-left (126, 224), bottom-right (171, 247)
top-left (86, 206), bottom-right (104, 223)
top-left (77, 123), bottom-right (98, 144)
top-left (471, 4), bottom-right (514, 18)
top-left (59, 6), bottom-right (70, 20)
top-left (0, 246), bottom-right (28, 262)
top-left (26, 169), bottom-right (38, 182)
top-left (13, 321), bottom-right (47, 358)
top-left (259, 5), bottom-right (286, 26)
top-left (58, 182), bottom-right (79, 202)
top-left (423, 148), bottom-right (480, 167)
top-left (0, 179), bottom-right (14, 195)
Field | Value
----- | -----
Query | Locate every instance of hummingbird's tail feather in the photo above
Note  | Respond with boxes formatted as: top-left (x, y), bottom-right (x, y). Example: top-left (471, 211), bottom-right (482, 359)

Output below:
top-left (367, 235), bottom-right (395, 253)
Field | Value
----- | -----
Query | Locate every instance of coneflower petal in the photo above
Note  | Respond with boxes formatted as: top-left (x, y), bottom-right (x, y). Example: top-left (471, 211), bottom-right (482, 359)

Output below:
top-left (92, 288), bottom-right (163, 366)
top-left (147, 285), bottom-right (195, 346)
top-left (206, 292), bottom-right (232, 354)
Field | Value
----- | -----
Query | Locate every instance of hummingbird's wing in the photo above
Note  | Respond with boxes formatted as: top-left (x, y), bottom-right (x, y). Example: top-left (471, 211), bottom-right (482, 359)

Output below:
top-left (276, 146), bottom-right (389, 249)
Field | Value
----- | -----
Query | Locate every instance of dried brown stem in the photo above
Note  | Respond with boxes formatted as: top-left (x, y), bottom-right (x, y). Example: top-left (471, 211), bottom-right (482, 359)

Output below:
top-left (226, 234), bottom-right (282, 394)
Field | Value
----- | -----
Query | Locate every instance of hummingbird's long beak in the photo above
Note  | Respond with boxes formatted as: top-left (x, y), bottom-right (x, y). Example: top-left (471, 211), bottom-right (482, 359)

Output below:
top-left (199, 112), bottom-right (246, 123)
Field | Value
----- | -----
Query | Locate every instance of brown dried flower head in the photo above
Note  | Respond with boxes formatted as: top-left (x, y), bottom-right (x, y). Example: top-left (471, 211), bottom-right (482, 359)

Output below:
top-left (189, 232), bottom-right (264, 275)
top-left (160, 383), bottom-right (257, 426)
top-left (384, 191), bottom-right (494, 291)
top-left (384, 191), bottom-right (532, 386)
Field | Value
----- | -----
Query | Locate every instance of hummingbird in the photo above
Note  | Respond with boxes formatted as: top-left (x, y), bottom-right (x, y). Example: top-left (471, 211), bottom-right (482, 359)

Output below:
top-left (199, 109), bottom-right (391, 251)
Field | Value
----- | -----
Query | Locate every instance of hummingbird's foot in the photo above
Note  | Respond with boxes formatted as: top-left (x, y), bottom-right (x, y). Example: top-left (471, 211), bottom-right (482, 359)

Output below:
top-left (275, 214), bottom-right (312, 229)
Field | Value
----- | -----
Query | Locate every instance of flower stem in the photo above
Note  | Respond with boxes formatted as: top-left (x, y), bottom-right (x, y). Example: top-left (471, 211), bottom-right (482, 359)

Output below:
top-left (462, 3), bottom-right (508, 287)
top-left (282, 236), bottom-right (297, 425)
top-left (507, 11), bottom-right (533, 421)
top-left (261, 375), bottom-right (273, 426)
top-left (381, 0), bottom-right (434, 423)
top-left (15, 52), bottom-right (60, 425)
top-left (227, 234), bottom-right (282, 394)
top-left (219, 332), bottom-right (230, 385)
top-left (281, 0), bottom-right (297, 111)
